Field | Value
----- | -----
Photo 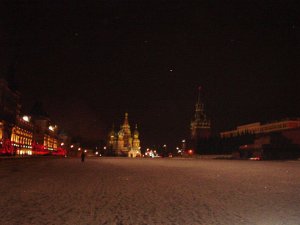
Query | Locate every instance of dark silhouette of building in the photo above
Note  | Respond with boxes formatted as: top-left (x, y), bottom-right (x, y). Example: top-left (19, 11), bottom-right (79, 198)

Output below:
top-left (221, 119), bottom-right (300, 160)
top-left (190, 87), bottom-right (211, 151)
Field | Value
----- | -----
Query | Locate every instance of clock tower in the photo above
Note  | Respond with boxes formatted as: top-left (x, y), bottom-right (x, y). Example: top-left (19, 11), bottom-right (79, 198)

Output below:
top-left (190, 87), bottom-right (211, 149)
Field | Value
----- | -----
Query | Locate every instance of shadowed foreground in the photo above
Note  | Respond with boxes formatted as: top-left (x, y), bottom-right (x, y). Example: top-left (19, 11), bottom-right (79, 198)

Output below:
top-left (1, 157), bottom-right (300, 225)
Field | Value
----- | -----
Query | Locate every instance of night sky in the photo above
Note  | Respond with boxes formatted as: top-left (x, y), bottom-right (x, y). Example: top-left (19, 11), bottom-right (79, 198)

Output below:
top-left (0, 0), bottom-right (299, 150)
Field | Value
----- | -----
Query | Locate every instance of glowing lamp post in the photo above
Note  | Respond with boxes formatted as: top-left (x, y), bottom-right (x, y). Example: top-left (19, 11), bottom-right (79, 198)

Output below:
top-left (182, 139), bottom-right (186, 154)
top-left (163, 144), bottom-right (167, 157)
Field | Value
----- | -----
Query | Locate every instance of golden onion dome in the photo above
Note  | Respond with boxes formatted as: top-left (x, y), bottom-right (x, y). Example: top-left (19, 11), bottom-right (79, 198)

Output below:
top-left (133, 124), bottom-right (139, 138)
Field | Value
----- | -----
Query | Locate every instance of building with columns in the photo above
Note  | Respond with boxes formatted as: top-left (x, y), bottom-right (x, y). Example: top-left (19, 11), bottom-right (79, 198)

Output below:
top-left (0, 76), bottom-right (66, 156)
top-left (11, 115), bottom-right (34, 155)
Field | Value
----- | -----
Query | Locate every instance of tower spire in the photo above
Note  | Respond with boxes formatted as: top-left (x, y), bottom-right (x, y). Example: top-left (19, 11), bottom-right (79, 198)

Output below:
top-left (134, 124), bottom-right (139, 139)
top-left (124, 112), bottom-right (129, 125)
top-left (111, 123), bottom-right (115, 131)
top-left (197, 86), bottom-right (201, 105)
top-left (190, 86), bottom-right (211, 143)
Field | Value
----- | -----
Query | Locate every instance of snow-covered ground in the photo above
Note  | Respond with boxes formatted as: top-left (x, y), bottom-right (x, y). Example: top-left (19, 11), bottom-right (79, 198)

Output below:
top-left (1, 157), bottom-right (300, 225)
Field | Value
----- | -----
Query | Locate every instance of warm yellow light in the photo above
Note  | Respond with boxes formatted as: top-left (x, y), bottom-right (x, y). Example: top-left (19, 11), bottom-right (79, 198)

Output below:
top-left (22, 115), bottom-right (30, 122)
top-left (49, 126), bottom-right (54, 131)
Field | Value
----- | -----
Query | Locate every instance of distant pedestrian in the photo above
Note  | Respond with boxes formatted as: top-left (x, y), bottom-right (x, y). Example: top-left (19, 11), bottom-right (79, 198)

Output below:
top-left (81, 151), bottom-right (86, 162)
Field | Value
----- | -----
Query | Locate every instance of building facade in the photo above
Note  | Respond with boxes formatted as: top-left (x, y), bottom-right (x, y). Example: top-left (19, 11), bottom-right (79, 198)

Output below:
top-left (107, 113), bottom-right (141, 157)
top-left (0, 79), bottom-right (21, 154)
top-left (31, 115), bottom-right (59, 154)
top-left (0, 78), bottom-right (65, 156)
top-left (220, 119), bottom-right (300, 138)
top-left (221, 119), bottom-right (300, 160)
top-left (11, 115), bottom-right (34, 155)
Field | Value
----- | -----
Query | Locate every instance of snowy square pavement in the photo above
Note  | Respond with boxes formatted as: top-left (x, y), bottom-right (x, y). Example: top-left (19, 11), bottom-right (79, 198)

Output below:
top-left (1, 157), bottom-right (300, 225)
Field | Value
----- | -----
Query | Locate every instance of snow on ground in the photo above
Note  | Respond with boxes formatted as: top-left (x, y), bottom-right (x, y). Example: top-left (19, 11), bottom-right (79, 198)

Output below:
top-left (1, 157), bottom-right (300, 225)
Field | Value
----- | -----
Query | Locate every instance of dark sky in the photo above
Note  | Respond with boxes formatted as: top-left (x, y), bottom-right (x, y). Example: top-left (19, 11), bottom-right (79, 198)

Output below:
top-left (0, 0), bottom-right (299, 150)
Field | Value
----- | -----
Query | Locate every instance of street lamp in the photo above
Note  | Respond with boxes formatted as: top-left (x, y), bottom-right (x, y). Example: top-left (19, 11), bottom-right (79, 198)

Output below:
top-left (182, 139), bottom-right (186, 154)
top-left (176, 146), bottom-right (181, 154)
top-left (162, 144), bottom-right (167, 157)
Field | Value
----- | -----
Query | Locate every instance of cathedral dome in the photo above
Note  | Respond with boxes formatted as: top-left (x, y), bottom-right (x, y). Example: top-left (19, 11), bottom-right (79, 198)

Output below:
top-left (133, 124), bottom-right (139, 138)
top-left (108, 124), bottom-right (117, 139)
top-left (118, 130), bottom-right (124, 139)
top-left (109, 130), bottom-right (116, 138)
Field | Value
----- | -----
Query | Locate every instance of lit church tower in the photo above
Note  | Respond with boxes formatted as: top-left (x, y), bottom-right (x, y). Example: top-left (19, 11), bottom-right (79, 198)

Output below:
top-left (190, 87), bottom-right (211, 149)
top-left (121, 113), bottom-right (132, 149)
top-left (128, 124), bottom-right (141, 157)
top-left (107, 113), bottom-right (141, 157)
top-left (107, 124), bottom-right (118, 154)
top-left (117, 130), bottom-right (124, 155)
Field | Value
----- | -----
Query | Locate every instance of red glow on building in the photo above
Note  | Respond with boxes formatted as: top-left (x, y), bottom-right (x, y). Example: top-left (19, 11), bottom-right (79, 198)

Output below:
top-left (52, 147), bottom-right (67, 156)
top-left (0, 139), bottom-right (14, 155)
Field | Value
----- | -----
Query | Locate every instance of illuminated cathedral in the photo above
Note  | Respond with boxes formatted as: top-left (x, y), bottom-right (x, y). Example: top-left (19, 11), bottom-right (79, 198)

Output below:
top-left (107, 113), bottom-right (141, 157)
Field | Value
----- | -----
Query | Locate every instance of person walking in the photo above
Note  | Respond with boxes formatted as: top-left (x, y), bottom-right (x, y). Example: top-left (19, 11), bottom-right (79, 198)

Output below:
top-left (81, 151), bottom-right (86, 162)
